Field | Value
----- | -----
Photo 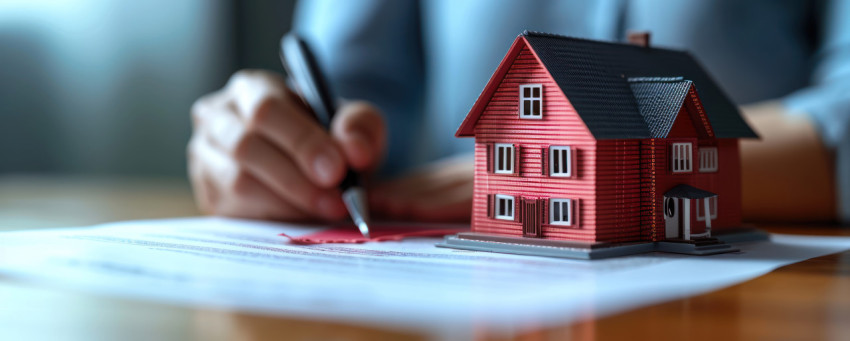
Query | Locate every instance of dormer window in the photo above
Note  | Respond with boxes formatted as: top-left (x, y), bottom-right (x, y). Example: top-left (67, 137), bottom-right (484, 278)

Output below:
top-left (519, 84), bottom-right (542, 119)
top-left (671, 142), bottom-right (693, 173)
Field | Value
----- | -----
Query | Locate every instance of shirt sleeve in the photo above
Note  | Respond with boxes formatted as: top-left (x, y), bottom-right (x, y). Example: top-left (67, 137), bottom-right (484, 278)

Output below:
top-left (784, 0), bottom-right (850, 223)
top-left (293, 0), bottom-right (425, 175)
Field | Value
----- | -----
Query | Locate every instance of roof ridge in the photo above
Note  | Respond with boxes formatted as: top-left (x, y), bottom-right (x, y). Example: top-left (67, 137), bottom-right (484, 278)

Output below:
top-left (521, 30), bottom-right (687, 54)
top-left (627, 76), bottom-right (689, 83)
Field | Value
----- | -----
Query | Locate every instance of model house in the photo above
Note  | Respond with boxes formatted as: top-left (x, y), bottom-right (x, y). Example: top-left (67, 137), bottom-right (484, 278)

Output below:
top-left (438, 31), bottom-right (761, 259)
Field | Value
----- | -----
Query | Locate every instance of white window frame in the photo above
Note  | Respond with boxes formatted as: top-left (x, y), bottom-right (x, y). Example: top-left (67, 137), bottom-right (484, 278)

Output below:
top-left (519, 84), bottom-right (543, 119)
top-left (549, 146), bottom-right (572, 177)
top-left (671, 142), bottom-right (693, 173)
top-left (493, 143), bottom-right (514, 174)
top-left (699, 147), bottom-right (718, 172)
top-left (549, 198), bottom-right (572, 226)
top-left (696, 196), bottom-right (718, 221)
top-left (494, 194), bottom-right (515, 220)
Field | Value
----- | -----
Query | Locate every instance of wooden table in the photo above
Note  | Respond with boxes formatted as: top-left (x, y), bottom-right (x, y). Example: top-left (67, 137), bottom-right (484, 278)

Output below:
top-left (0, 176), bottom-right (847, 340)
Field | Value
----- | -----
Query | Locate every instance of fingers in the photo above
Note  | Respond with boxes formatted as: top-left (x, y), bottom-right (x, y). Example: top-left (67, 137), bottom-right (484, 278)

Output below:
top-left (331, 101), bottom-right (387, 171)
top-left (188, 69), bottom-right (388, 223)
top-left (227, 70), bottom-right (346, 188)
top-left (228, 130), bottom-right (348, 220)
top-left (194, 97), bottom-right (347, 220)
top-left (187, 135), bottom-right (218, 214)
top-left (188, 129), bottom-right (308, 221)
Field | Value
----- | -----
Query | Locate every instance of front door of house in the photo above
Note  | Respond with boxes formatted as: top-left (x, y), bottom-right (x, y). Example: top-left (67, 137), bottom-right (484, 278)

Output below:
top-left (664, 197), bottom-right (680, 239)
top-left (522, 198), bottom-right (542, 238)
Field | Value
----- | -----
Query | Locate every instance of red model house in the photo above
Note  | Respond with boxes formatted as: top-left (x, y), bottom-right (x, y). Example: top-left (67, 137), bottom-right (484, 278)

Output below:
top-left (438, 31), bottom-right (761, 259)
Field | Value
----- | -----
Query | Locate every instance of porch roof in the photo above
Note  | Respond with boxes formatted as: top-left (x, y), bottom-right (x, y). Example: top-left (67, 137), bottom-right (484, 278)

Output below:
top-left (664, 184), bottom-right (717, 199)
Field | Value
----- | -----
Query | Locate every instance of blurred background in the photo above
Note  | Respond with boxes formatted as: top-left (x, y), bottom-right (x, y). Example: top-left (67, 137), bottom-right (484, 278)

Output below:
top-left (1, 0), bottom-right (846, 229)
top-left (1, 0), bottom-right (296, 175)
top-left (0, 0), bottom-right (297, 228)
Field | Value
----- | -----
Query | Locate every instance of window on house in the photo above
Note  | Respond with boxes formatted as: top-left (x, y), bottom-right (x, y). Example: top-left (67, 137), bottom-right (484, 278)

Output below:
top-left (519, 84), bottom-right (543, 119)
top-left (549, 146), bottom-right (571, 177)
top-left (550, 198), bottom-right (572, 226)
top-left (671, 142), bottom-right (693, 173)
top-left (696, 196), bottom-right (718, 221)
top-left (494, 194), bottom-right (515, 220)
top-left (493, 143), bottom-right (514, 174)
top-left (699, 147), bottom-right (718, 172)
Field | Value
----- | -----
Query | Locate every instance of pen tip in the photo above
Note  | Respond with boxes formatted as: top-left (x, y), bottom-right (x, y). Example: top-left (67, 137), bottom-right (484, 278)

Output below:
top-left (358, 222), bottom-right (371, 240)
top-left (342, 187), bottom-right (371, 239)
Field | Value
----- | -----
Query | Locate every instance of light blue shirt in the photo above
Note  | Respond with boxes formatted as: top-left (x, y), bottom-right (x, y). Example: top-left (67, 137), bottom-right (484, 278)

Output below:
top-left (296, 0), bottom-right (850, 222)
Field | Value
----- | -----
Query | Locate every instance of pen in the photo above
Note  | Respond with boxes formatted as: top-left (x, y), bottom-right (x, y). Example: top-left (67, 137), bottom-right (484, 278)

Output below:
top-left (279, 32), bottom-right (371, 238)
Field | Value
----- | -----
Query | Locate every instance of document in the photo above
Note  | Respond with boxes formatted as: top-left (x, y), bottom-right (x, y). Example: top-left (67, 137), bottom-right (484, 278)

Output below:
top-left (0, 217), bottom-right (849, 337)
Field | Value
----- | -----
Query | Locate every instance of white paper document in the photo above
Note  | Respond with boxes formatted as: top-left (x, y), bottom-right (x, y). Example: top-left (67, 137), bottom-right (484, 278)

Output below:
top-left (0, 217), bottom-right (849, 337)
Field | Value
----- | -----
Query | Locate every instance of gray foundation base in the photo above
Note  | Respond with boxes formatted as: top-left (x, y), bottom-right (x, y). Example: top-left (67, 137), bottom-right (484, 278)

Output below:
top-left (713, 227), bottom-right (771, 244)
top-left (654, 241), bottom-right (739, 255)
top-left (436, 228), bottom-right (770, 260)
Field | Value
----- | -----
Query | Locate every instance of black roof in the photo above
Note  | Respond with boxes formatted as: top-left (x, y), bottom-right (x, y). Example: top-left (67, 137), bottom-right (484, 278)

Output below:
top-left (522, 31), bottom-right (757, 139)
top-left (628, 77), bottom-right (693, 138)
top-left (665, 184), bottom-right (717, 199)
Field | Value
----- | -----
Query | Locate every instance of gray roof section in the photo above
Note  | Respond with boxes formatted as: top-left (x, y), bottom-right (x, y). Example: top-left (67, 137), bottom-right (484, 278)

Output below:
top-left (628, 77), bottom-right (693, 138)
top-left (521, 31), bottom-right (757, 139)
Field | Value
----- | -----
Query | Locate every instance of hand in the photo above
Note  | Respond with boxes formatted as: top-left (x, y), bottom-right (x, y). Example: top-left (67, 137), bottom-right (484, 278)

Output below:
top-left (188, 70), bottom-right (387, 221)
top-left (369, 155), bottom-right (474, 223)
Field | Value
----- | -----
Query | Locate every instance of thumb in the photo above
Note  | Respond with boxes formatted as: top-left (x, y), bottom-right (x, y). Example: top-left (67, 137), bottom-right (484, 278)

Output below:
top-left (331, 101), bottom-right (387, 171)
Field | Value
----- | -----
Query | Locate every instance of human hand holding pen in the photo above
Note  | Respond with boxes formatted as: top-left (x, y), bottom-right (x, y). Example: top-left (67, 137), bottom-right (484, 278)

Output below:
top-left (188, 70), bottom-right (386, 222)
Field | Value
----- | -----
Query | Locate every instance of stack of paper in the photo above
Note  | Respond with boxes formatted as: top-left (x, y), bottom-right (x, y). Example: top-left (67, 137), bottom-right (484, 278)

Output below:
top-left (0, 217), bottom-right (848, 338)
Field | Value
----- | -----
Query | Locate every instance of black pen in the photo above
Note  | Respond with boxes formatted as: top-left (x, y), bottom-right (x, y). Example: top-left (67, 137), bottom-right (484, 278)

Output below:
top-left (279, 32), bottom-right (371, 238)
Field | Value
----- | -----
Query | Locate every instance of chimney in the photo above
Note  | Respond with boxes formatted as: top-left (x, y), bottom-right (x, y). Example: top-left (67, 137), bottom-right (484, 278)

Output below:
top-left (627, 31), bottom-right (651, 47)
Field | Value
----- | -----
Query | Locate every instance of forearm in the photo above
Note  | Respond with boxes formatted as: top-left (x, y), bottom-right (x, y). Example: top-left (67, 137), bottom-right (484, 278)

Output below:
top-left (740, 101), bottom-right (837, 222)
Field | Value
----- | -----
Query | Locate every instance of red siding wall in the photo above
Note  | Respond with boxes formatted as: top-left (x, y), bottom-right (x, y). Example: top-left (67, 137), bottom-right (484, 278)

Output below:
top-left (639, 137), bottom-right (743, 241)
top-left (471, 43), bottom-right (603, 242)
top-left (640, 139), bottom-right (664, 241)
top-left (594, 140), bottom-right (643, 242)
top-left (667, 106), bottom-right (699, 138)
top-left (470, 42), bottom-right (644, 243)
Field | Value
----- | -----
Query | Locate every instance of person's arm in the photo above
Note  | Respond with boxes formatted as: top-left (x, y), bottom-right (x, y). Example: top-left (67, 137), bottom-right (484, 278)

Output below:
top-left (775, 0), bottom-right (850, 223)
top-left (295, 0), bottom-right (425, 174)
top-left (369, 154), bottom-right (474, 222)
top-left (740, 101), bottom-right (836, 222)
